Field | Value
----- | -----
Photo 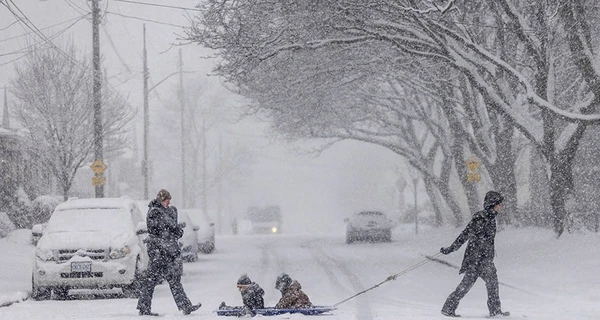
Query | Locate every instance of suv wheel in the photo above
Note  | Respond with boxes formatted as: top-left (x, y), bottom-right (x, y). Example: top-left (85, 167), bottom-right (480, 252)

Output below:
top-left (199, 242), bottom-right (215, 254)
top-left (53, 286), bottom-right (69, 300)
top-left (122, 256), bottom-right (142, 298)
top-left (346, 230), bottom-right (355, 244)
top-left (31, 276), bottom-right (50, 301)
top-left (383, 229), bottom-right (392, 242)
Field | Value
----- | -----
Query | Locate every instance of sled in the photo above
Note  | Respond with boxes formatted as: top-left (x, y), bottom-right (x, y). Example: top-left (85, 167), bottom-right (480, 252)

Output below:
top-left (215, 306), bottom-right (336, 316)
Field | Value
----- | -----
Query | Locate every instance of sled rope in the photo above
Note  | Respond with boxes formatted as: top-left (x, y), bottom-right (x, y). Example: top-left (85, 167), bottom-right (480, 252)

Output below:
top-left (333, 252), bottom-right (442, 307)
top-left (423, 254), bottom-right (538, 295)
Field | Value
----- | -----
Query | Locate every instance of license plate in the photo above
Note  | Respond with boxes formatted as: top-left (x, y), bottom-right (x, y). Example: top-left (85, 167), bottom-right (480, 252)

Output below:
top-left (71, 262), bottom-right (91, 272)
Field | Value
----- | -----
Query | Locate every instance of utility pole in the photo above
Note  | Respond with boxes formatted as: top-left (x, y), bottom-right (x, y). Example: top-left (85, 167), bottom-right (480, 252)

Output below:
top-left (3, 87), bottom-right (9, 128)
top-left (179, 48), bottom-right (186, 207)
top-left (92, 0), bottom-right (104, 198)
top-left (104, 68), bottom-right (111, 197)
top-left (217, 134), bottom-right (222, 234)
top-left (413, 177), bottom-right (419, 235)
top-left (142, 24), bottom-right (149, 200)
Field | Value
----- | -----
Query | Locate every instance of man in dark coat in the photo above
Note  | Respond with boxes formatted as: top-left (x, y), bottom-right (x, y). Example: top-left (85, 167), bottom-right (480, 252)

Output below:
top-left (137, 189), bottom-right (201, 316)
top-left (274, 273), bottom-right (313, 309)
top-left (440, 191), bottom-right (510, 318)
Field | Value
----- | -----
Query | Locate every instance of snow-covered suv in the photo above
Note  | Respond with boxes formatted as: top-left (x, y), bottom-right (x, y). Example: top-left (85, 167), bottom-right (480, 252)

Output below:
top-left (31, 197), bottom-right (149, 300)
top-left (345, 211), bottom-right (393, 243)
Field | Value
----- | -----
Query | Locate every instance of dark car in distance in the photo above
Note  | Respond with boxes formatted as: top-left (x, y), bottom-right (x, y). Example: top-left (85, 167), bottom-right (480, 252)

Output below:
top-left (345, 211), bottom-right (393, 243)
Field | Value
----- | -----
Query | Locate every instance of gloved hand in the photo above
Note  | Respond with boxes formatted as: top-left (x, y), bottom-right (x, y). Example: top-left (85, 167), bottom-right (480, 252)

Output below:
top-left (386, 274), bottom-right (398, 281)
top-left (440, 247), bottom-right (452, 255)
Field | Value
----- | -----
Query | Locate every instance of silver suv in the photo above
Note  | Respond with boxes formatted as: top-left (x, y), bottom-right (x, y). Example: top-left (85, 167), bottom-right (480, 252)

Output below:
top-left (31, 197), bottom-right (149, 300)
top-left (345, 211), bottom-right (394, 243)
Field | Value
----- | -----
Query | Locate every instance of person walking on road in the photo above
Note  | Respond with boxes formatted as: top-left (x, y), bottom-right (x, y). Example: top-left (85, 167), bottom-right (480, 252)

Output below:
top-left (137, 189), bottom-right (201, 316)
top-left (440, 191), bottom-right (510, 318)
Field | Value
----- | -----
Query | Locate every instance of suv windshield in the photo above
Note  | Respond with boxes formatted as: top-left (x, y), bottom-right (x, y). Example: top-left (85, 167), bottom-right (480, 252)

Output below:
top-left (46, 208), bottom-right (131, 234)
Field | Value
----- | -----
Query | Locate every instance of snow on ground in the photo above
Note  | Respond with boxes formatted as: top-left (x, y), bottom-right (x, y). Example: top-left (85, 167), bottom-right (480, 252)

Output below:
top-left (0, 225), bottom-right (599, 319)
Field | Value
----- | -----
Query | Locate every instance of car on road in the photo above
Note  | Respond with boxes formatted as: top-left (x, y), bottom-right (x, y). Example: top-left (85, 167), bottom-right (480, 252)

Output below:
top-left (180, 209), bottom-right (215, 254)
top-left (345, 211), bottom-right (393, 243)
top-left (177, 211), bottom-right (200, 262)
top-left (32, 197), bottom-right (149, 300)
top-left (247, 205), bottom-right (282, 234)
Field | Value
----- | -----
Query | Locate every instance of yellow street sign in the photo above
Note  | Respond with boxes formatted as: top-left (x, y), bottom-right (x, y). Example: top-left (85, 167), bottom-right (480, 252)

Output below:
top-left (465, 156), bottom-right (481, 171)
top-left (90, 159), bottom-right (107, 175)
top-left (467, 172), bottom-right (481, 182)
top-left (92, 175), bottom-right (105, 186)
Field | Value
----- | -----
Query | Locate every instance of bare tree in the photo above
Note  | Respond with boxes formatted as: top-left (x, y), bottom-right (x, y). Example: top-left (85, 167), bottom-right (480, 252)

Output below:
top-left (11, 45), bottom-right (134, 200)
top-left (188, 0), bottom-right (600, 236)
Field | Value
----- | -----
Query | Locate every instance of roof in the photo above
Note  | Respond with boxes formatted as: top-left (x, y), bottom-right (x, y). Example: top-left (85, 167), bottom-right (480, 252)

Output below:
top-left (55, 197), bottom-right (134, 211)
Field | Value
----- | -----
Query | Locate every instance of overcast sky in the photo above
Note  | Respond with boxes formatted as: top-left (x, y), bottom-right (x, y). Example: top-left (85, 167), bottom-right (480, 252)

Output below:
top-left (0, 1), bottom-right (415, 234)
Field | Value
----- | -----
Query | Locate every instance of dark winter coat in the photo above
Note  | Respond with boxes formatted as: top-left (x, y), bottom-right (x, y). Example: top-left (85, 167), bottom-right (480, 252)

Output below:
top-left (241, 282), bottom-right (265, 310)
top-left (144, 199), bottom-right (184, 261)
top-left (446, 207), bottom-right (498, 274)
top-left (275, 280), bottom-right (313, 309)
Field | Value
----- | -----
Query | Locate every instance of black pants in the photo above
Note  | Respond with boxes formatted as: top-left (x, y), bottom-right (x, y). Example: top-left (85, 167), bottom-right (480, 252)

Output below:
top-left (137, 248), bottom-right (192, 313)
top-left (442, 263), bottom-right (501, 315)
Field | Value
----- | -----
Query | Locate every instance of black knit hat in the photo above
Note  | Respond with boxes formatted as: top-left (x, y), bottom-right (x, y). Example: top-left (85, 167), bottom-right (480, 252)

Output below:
top-left (484, 191), bottom-right (504, 209)
top-left (237, 273), bottom-right (251, 285)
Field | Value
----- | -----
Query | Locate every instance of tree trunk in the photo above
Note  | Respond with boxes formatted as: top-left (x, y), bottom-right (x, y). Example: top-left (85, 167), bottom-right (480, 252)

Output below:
top-left (434, 178), bottom-right (464, 227)
top-left (529, 148), bottom-right (552, 227)
top-left (422, 175), bottom-right (443, 226)
top-left (488, 121), bottom-right (518, 226)
top-left (549, 162), bottom-right (569, 237)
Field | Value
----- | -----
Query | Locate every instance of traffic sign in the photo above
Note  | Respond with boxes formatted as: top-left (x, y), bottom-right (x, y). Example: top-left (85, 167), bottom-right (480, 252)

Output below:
top-left (465, 156), bottom-right (481, 171)
top-left (90, 159), bottom-right (107, 174)
top-left (92, 175), bottom-right (105, 186)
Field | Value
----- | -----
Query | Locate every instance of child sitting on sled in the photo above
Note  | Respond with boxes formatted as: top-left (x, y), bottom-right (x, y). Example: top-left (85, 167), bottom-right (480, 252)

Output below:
top-left (274, 273), bottom-right (313, 309)
top-left (219, 274), bottom-right (265, 315)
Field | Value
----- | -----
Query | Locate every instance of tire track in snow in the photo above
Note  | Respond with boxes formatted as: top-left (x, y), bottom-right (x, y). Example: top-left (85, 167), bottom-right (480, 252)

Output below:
top-left (304, 238), bottom-right (374, 320)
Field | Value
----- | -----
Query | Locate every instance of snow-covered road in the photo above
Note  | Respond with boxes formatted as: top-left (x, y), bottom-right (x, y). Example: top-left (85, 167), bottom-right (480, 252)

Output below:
top-left (1, 226), bottom-right (599, 319)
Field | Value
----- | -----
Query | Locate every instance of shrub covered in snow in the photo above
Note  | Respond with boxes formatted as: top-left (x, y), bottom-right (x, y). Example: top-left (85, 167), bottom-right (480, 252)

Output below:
top-left (0, 212), bottom-right (16, 238)
top-left (6, 194), bottom-right (61, 230)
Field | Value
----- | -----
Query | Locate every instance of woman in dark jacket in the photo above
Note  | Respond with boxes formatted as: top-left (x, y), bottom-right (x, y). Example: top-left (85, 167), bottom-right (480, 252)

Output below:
top-left (439, 191), bottom-right (509, 318)
top-left (137, 189), bottom-right (201, 316)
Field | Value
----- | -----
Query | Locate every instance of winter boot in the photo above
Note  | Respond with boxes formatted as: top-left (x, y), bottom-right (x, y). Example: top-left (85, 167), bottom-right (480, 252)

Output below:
top-left (139, 310), bottom-right (159, 316)
top-left (441, 310), bottom-right (461, 317)
top-left (183, 303), bottom-right (202, 315)
top-left (490, 311), bottom-right (510, 317)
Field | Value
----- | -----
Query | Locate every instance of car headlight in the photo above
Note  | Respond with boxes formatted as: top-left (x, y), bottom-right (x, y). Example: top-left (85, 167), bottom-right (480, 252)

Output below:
top-left (36, 248), bottom-right (54, 261)
top-left (109, 245), bottom-right (131, 259)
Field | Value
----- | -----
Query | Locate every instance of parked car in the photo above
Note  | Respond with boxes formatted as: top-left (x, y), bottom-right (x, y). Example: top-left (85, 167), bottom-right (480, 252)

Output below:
top-left (31, 223), bottom-right (47, 246)
top-left (345, 211), bottom-right (393, 243)
top-left (180, 209), bottom-right (215, 254)
top-left (178, 211), bottom-right (200, 262)
top-left (31, 197), bottom-right (149, 300)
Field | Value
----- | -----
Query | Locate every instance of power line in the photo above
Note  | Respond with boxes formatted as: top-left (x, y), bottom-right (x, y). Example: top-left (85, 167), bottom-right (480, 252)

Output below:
top-left (2, 0), bottom-right (84, 69)
top-left (0, 19), bottom-right (19, 31)
top-left (113, 0), bottom-right (203, 12)
top-left (0, 15), bottom-right (87, 44)
top-left (63, 0), bottom-right (88, 15)
top-left (106, 11), bottom-right (186, 28)
top-left (0, 15), bottom-right (87, 58)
